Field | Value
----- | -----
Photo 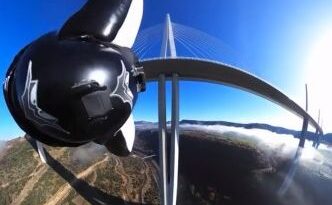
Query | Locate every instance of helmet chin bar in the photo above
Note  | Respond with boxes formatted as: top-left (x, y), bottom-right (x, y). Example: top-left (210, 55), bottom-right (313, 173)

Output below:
top-left (105, 113), bottom-right (136, 156)
top-left (36, 141), bottom-right (47, 164)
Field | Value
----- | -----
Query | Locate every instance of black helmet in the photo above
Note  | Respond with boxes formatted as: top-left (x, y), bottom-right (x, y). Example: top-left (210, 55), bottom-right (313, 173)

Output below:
top-left (3, 0), bottom-right (145, 149)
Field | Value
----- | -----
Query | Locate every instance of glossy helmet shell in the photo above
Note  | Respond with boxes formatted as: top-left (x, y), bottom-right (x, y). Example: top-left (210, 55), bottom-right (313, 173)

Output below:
top-left (3, 32), bottom-right (139, 146)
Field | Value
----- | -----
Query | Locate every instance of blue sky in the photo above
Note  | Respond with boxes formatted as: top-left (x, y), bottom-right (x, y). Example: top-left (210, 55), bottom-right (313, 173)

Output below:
top-left (1, 0), bottom-right (332, 140)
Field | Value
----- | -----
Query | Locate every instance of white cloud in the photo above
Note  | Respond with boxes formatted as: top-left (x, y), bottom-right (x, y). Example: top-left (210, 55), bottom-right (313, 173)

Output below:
top-left (180, 124), bottom-right (331, 161)
top-left (70, 143), bottom-right (107, 165)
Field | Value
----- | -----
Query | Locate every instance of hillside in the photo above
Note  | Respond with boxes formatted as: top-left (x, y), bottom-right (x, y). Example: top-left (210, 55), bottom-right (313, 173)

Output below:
top-left (1, 121), bottom-right (332, 205)
top-left (0, 137), bottom-right (159, 205)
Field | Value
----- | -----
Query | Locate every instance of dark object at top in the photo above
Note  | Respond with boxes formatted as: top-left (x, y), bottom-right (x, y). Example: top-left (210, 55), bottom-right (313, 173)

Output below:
top-left (59, 0), bottom-right (132, 43)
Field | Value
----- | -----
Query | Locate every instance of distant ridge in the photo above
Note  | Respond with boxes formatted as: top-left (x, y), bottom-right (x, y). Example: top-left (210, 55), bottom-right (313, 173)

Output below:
top-left (135, 120), bottom-right (332, 145)
top-left (180, 120), bottom-right (332, 144)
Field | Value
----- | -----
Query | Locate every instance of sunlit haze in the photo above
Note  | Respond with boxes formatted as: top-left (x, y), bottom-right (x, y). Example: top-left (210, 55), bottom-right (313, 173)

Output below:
top-left (304, 27), bottom-right (332, 132)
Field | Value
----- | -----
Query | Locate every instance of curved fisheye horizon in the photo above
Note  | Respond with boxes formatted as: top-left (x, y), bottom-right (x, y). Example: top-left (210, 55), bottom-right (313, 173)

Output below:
top-left (1, 1), bottom-right (332, 205)
top-left (1, 0), bottom-right (332, 140)
top-left (1, 1), bottom-right (331, 139)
